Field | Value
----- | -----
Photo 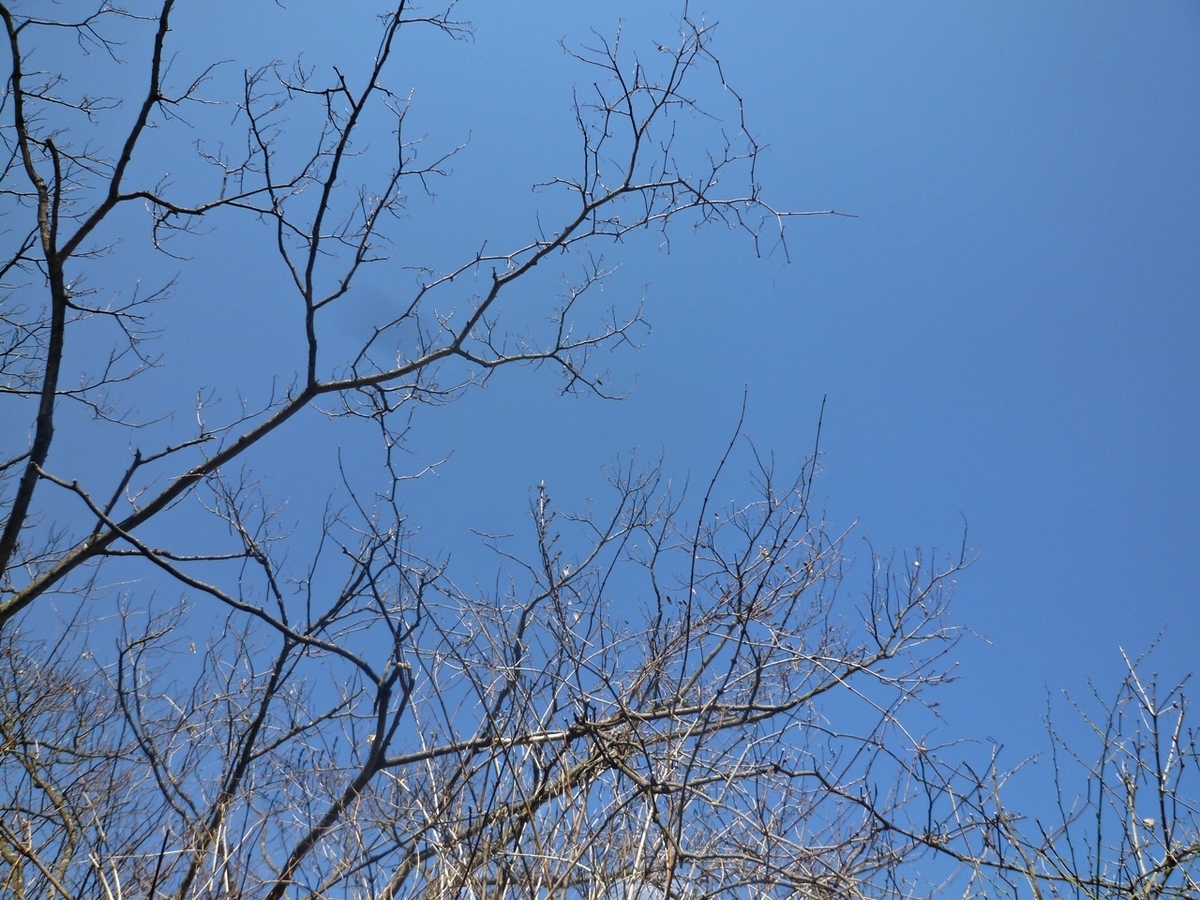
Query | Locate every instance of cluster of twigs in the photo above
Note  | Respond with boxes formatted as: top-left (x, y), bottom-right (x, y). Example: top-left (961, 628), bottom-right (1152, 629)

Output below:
top-left (0, 3), bottom-right (1193, 899)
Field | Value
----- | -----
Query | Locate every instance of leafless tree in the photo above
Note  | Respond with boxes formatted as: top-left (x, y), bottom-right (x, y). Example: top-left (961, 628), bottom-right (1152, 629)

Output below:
top-left (937, 650), bottom-right (1200, 900)
top-left (0, 3), bottom-right (1141, 900)
top-left (0, 446), bottom-right (976, 900)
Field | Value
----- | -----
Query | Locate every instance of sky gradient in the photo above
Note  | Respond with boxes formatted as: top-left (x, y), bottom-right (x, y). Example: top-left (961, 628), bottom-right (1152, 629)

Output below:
top-left (12, 0), bottom-right (1199, 818)
top-left (353, 1), bottom-right (1200, 761)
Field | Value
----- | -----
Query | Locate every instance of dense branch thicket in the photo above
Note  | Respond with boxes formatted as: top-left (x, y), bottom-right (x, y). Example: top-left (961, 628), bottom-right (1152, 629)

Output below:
top-left (0, 3), bottom-right (1195, 899)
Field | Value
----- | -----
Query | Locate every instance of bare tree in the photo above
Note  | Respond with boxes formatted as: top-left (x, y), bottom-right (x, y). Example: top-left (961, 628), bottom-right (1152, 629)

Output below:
top-left (0, 3), bottom-right (1087, 899)
top-left (0, 449), bottom-right (976, 900)
top-left (936, 650), bottom-right (1200, 900)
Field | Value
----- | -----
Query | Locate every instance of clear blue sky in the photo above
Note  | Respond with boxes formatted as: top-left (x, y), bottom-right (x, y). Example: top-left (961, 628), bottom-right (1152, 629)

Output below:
top-left (22, 0), bottom-right (1200, 814)
top-left (315, 0), bottom-right (1198, 762)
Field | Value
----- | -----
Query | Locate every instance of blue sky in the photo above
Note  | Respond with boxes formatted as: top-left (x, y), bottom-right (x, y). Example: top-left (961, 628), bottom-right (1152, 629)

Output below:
top-left (14, 0), bottom-right (1199, 820)
top-left (331, 0), bottom-right (1198, 760)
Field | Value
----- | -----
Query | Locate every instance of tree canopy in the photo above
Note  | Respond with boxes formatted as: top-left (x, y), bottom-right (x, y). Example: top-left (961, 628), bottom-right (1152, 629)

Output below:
top-left (0, 4), bottom-right (1195, 899)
